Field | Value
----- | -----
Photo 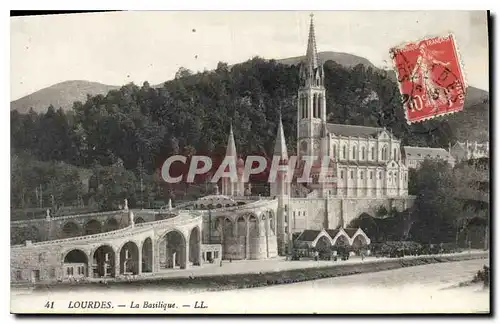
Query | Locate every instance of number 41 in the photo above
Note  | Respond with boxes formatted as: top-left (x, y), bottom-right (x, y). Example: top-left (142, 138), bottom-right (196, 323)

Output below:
top-left (44, 301), bottom-right (54, 309)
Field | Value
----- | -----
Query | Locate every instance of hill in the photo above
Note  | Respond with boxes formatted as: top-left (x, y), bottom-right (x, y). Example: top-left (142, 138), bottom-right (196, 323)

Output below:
top-left (277, 50), bottom-right (377, 69)
top-left (10, 80), bottom-right (120, 114)
top-left (10, 52), bottom-right (489, 143)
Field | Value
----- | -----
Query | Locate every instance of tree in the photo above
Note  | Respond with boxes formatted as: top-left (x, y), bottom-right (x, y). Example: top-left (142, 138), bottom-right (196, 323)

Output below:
top-left (409, 159), bottom-right (463, 244)
top-left (175, 67), bottom-right (193, 79)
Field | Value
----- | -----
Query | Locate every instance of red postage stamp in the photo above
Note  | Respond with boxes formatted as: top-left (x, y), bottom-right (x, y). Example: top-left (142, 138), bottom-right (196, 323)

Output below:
top-left (390, 34), bottom-right (467, 124)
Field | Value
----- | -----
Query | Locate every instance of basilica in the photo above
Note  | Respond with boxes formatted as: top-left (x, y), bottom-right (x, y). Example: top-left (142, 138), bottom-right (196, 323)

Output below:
top-left (214, 16), bottom-right (412, 255)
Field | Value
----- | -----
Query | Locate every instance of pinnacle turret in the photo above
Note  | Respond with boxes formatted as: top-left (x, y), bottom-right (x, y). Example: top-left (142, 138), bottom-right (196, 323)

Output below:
top-left (225, 123), bottom-right (237, 158)
top-left (273, 116), bottom-right (288, 160)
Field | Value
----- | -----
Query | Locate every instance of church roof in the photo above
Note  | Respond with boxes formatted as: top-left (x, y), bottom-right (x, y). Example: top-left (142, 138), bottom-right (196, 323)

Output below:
top-left (326, 123), bottom-right (384, 138)
top-left (344, 228), bottom-right (358, 237)
top-left (403, 146), bottom-right (453, 160)
top-left (295, 229), bottom-right (321, 242)
top-left (336, 161), bottom-right (387, 167)
top-left (325, 229), bottom-right (339, 238)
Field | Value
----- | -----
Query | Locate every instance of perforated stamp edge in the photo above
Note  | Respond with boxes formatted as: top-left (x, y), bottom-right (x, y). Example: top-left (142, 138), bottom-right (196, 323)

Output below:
top-left (389, 33), bottom-right (468, 125)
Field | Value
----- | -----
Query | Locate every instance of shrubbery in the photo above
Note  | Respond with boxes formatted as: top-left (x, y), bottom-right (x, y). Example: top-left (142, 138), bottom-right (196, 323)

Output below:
top-left (371, 241), bottom-right (463, 258)
top-left (473, 265), bottom-right (490, 287)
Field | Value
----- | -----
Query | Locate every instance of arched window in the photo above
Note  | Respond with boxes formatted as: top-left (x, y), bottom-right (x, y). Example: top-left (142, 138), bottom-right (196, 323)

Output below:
top-left (332, 144), bottom-right (337, 158)
top-left (350, 171), bottom-right (354, 179)
top-left (352, 146), bottom-right (357, 160)
top-left (318, 94), bottom-right (322, 118)
top-left (370, 171), bottom-right (373, 179)
top-left (360, 171), bottom-right (364, 180)
top-left (393, 148), bottom-right (397, 160)
top-left (371, 147), bottom-right (375, 160)
top-left (305, 95), bottom-right (309, 119)
top-left (313, 93), bottom-right (317, 118)
top-left (342, 146), bottom-right (346, 159)
top-left (378, 171), bottom-right (382, 179)
top-left (382, 146), bottom-right (388, 160)
top-left (340, 170), bottom-right (344, 179)
top-left (361, 147), bottom-right (366, 160)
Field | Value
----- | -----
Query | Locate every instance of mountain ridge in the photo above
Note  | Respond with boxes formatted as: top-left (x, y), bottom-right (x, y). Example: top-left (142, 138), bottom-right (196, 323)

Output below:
top-left (10, 51), bottom-right (489, 142)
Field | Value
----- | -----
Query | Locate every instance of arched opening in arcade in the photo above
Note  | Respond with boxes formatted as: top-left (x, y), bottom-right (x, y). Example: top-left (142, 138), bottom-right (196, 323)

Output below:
top-left (333, 234), bottom-right (351, 259)
top-left (135, 217), bottom-right (145, 224)
top-left (160, 230), bottom-right (187, 269)
top-left (84, 219), bottom-right (102, 235)
top-left (351, 233), bottom-right (370, 254)
top-left (188, 227), bottom-right (201, 266)
top-left (92, 245), bottom-right (116, 278)
top-left (103, 218), bottom-right (119, 232)
top-left (268, 211), bottom-right (275, 234)
top-left (261, 214), bottom-right (268, 236)
top-left (142, 237), bottom-right (153, 273)
top-left (119, 241), bottom-right (140, 275)
top-left (315, 235), bottom-right (333, 260)
top-left (248, 215), bottom-right (259, 237)
top-left (61, 221), bottom-right (81, 238)
top-left (63, 249), bottom-right (88, 278)
top-left (223, 218), bottom-right (233, 238)
top-left (236, 216), bottom-right (246, 237)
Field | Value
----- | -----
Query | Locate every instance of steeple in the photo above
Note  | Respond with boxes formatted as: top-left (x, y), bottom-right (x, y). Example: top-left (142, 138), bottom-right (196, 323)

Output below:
top-left (225, 123), bottom-right (237, 158)
top-left (300, 13), bottom-right (324, 89)
top-left (305, 13), bottom-right (319, 72)
top-left (274, 115), bottom-right (288, 160)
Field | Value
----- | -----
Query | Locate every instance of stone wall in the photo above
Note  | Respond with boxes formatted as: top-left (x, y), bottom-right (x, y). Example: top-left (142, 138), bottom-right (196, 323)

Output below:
top-left (288, 196), bottom-right (415, 234)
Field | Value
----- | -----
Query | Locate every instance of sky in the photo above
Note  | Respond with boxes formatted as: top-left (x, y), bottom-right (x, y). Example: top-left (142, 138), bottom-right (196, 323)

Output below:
top-left (10, 10), bottom-right (489, 100)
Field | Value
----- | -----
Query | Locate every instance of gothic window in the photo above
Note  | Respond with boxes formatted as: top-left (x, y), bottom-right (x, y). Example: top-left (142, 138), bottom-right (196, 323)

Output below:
top-left (313, 94), bottom-right (317, 118)
top-left (318, 94), bottom-right (322, 117)
top-left (342, 146), bottom-right (346, 159)
top-left (352, 146), bottom-right (357, 160)
top-left (382, 146), bottom-right (388, 160)
top-left (371, 147), bottom-right (375, 160)
top-left (362, 147), bottom-right (366, 160)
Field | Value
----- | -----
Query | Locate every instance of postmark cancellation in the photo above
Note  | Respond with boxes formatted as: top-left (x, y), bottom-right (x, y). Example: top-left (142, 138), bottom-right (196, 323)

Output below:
top-left (390, 34), bottom-right (467, 124)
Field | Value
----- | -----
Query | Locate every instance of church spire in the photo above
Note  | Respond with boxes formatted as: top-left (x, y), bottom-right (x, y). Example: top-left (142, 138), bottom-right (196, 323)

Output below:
top-left (305, 13), bottom-right (319, 72)
top-left (274, 115), bottom-right (288, 160)
top-left (225, 123), bottom-right (237, 158)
